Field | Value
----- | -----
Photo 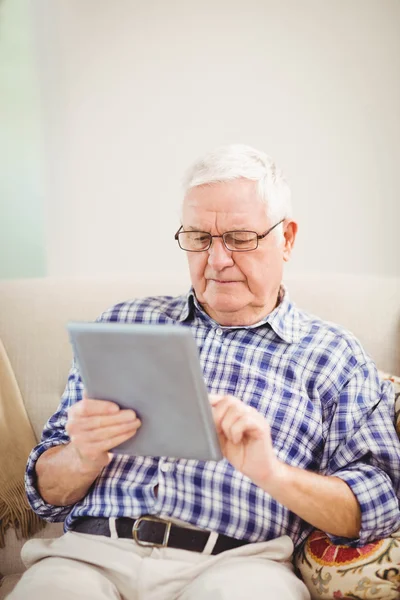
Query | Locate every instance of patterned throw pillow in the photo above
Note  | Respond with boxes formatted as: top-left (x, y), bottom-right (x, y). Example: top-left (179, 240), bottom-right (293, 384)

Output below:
top-left (295, 370), bottom-right (400, 600)
top-left (296, 530), bottom-right (400, 600)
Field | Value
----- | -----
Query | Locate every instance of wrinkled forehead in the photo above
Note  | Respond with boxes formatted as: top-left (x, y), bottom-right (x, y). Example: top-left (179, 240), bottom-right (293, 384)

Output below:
top-left (182, 180), bottom-right (268, 229)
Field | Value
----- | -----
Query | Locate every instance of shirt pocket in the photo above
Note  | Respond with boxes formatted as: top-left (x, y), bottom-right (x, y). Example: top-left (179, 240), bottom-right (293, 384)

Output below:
top-left (236, 371), bottom-right (325, 470)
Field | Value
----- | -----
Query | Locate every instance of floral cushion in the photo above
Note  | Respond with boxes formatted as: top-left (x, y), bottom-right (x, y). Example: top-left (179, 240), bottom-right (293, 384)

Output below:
top-left (295, 370), bottom-right (400, 600)
top-left (295, 530), bottom-right (400, 599)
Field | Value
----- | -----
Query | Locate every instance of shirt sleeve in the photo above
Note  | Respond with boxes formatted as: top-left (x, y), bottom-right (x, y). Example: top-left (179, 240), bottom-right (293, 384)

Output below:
top-left (323, 362), bottom-right (400, 546)
top-left (25, 361), bottom-right (83, 521)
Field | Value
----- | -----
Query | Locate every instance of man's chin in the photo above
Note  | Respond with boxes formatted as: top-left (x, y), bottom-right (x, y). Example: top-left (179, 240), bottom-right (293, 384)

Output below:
top-left (203, 294), bottom-right (248, 316)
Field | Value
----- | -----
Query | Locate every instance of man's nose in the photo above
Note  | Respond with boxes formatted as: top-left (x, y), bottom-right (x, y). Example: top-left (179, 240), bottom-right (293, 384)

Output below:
top-left (207, 238), bottom-right (234, 269)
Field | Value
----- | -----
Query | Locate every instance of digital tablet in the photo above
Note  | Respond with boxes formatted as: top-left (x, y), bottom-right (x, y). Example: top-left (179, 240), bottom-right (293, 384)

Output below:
top-left (67, 322), bottom-right (222, 461)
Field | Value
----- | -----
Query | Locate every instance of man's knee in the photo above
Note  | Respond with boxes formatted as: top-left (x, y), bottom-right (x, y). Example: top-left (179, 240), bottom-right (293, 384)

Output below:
top-left (182, 560), bottom-right (310, 600)
top-left (8, 557), bottom-right (120, 600)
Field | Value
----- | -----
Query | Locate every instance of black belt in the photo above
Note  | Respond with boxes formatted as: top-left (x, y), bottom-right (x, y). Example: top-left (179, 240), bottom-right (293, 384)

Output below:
top-left (71, 516), bottom-right (250, 555)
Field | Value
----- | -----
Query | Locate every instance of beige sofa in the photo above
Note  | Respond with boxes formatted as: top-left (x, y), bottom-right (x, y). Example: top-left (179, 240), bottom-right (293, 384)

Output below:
top-left (0, 273), bottom-right (399, 599)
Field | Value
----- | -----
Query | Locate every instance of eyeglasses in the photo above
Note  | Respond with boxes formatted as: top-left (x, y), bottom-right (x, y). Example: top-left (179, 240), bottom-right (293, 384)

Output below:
top-left (174, 219), bottom-right (285, 252)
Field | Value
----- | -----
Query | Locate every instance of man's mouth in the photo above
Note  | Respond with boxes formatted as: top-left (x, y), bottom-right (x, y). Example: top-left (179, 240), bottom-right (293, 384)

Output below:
top-left (210, 279), bottom-right (240, 284)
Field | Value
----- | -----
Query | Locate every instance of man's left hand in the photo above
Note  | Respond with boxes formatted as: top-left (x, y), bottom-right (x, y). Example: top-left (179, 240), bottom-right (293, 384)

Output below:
top-left (210, 394), bottom-right (280, 486)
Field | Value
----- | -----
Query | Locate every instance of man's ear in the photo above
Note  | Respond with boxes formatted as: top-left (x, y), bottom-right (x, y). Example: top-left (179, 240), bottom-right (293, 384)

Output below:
top-left (283, 220), bottom-right (298, 262)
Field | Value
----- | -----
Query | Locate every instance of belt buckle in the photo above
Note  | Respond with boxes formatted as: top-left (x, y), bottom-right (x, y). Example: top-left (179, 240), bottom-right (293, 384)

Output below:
top-left (132, 516), bottom-right (172, 548)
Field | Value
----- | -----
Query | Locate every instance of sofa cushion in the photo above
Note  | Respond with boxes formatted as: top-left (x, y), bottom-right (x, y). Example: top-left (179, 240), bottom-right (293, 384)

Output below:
top-left (0, 573), bottom-right (22, 600)
top-left (296, 529), bottom-right (400, 600)
top-left (0, 522), bottom-right (63, 578)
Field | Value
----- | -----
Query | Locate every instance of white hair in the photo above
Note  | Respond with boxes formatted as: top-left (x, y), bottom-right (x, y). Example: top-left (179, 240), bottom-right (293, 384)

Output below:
top-left (182, 144), bottom-right (292, 245)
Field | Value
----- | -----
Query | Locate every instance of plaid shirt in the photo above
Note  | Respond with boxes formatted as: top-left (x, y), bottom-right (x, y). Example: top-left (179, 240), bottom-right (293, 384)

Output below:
top-left (25, 286), bottom-right (400, 548)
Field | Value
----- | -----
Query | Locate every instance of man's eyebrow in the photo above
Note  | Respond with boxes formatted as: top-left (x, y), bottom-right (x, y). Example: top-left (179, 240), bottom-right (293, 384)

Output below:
top-left (185, 225), bottom-right (252, 231)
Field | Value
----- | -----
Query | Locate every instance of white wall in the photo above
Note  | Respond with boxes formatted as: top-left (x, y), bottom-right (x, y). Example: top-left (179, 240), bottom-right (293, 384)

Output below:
top-left (33, 0), bottom-right (400, 280)
top-left (0, 0), bottom-right (46, 279)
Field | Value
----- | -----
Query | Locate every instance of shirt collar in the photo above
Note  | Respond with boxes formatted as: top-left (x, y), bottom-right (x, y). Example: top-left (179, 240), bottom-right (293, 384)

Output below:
top-left (177, 283), bottom-right (302, 344)
top-left (264, 284), bottom-right (303, 344)
top-left (176, 289), bottom-right (196, 323)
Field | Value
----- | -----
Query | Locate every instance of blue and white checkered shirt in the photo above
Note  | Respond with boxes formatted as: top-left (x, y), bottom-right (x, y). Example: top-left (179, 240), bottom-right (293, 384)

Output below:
top-left (25, 286), bottom-right (400, 548)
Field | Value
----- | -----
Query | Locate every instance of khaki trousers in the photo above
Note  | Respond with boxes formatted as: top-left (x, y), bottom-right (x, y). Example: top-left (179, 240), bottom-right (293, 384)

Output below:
top-left (8, 528), bottom-right (310, 600)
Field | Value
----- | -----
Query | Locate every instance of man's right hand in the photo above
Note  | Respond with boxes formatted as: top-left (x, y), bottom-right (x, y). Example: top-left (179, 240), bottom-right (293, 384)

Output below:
top-left (66, 395), bottom-right (141, 470)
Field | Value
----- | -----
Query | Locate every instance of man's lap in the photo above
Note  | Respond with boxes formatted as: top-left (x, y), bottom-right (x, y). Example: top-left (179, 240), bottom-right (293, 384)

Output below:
top-left (7, 530), bottom-right (310, 600)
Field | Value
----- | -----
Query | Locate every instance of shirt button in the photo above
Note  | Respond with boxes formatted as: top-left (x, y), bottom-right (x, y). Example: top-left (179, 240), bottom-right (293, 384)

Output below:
top-left (160, 463), bottom-right (171, 473)
top-left (215, 328), bottom-right (223, 336)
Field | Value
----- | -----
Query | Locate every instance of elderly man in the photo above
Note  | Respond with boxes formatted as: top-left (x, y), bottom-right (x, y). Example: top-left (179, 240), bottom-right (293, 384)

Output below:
top-left (10, 145), bottom-right (400, 600)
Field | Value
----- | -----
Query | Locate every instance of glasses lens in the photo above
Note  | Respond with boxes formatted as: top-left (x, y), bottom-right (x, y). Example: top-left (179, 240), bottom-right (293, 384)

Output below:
top-left (178, 231), bottom-right (211, 251)
top-left (224, 231), bottom-right (257, 251)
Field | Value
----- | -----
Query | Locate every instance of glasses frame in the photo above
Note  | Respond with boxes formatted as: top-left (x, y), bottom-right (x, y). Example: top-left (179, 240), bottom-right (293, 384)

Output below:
top-left (174, 218), bottom-right (285, 252)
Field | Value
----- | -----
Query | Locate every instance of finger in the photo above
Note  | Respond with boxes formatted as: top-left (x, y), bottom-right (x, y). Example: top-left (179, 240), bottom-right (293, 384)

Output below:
top-left (96, 427), bottom-right (142, 452)
top-left (229, 414), bottom-right (265, 445)
top-left (70, 397), bottom-right (120, 418)
top-left (69, 418), bottom-right (141, 443)
top-left (211, 396), bottom-right (241, 432)
top-left (76, 419), bottom-right (141, 443)
top-left (68, 409), bottom-right (138, 432)
top-left (209, 394), bottom-right (226, 406)
top-left (71, 421), bottom-right (142, 459)
top-left (219, 404), bottom-right (248, 438)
